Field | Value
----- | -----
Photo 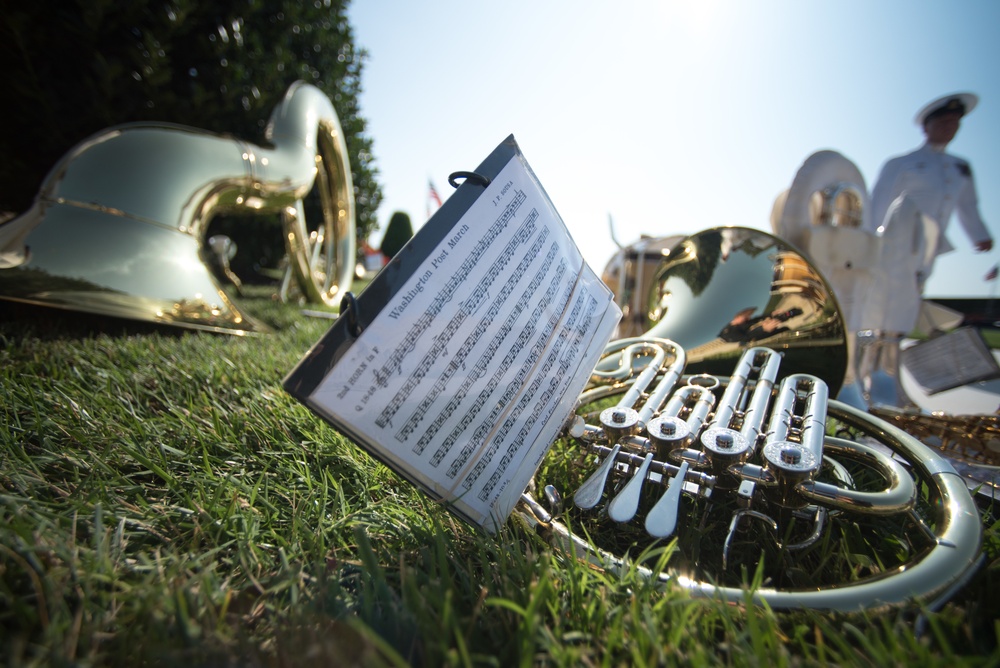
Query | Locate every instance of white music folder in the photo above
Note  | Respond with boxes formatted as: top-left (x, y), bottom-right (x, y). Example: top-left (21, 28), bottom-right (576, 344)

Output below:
top-left (284, 136), bottom-right (621, 532)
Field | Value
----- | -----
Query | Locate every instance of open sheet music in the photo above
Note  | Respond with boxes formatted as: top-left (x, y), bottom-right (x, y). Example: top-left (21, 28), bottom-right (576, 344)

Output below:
top-left (284, 136), bottom-right (620, 531)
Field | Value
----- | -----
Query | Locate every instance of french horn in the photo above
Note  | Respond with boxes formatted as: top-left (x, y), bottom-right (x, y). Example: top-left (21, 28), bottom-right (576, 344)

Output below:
top-left (521, 227), bottom-right (983, 611)
top-left (0, 81), bottom-right (355, 334)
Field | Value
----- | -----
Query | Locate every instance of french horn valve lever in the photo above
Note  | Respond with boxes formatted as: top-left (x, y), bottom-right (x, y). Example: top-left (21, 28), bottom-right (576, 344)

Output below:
top-left (644, 460), bottom-right (691, 538)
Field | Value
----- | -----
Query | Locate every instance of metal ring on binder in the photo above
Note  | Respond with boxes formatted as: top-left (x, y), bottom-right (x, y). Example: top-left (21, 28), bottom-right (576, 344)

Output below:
top-left (448, 171), bottom-right (492, 188)
top-left (340, 292), bottom-right (362, 336)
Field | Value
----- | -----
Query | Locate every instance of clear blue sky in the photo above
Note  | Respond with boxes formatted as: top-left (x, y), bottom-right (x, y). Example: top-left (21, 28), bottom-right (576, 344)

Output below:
top-left (348, 0), bottom-right (1000, 298)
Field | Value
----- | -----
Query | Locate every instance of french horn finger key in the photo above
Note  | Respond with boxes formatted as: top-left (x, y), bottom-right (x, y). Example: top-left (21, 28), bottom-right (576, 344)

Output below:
top-left (607, 452), bottom-right (653, 523)
top-left (573, 443), bottom-right (621, 510)
top-left (645, 460), bottom-right (690, 538)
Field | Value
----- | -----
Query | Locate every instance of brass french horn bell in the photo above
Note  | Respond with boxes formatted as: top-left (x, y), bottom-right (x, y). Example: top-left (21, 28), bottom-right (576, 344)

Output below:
top-left (523, 226), bottom-right (982, 612)
top-left (0, 81), bottom-right (355, 334)
top-left (627, 226), bottom-right (848, 395)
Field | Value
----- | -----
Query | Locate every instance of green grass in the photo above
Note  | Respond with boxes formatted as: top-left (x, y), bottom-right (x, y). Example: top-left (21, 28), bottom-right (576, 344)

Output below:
top-left (1, 287), bottom-right (999, 666)
top-left (979, 328), bottom-right (1000, 350)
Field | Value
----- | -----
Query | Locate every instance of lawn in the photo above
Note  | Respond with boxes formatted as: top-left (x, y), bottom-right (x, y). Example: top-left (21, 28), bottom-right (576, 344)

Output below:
top-left (1, 287), bottom-right (998, 666)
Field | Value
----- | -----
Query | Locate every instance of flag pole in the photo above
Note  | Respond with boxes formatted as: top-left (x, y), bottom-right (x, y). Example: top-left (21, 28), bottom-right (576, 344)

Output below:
top-left (987, 261), bottom-right (999, 320)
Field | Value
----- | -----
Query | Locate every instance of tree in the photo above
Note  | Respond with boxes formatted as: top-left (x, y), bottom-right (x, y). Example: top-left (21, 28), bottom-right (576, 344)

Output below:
top-left (380, 211), bottom-right (413, 260)
top-left (0, 0), bottom-right (381, 246)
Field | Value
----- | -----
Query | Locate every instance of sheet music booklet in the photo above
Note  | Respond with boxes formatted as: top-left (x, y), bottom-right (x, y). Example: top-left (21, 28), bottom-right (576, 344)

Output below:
top-left (283, 136), bottom-right (621, 532)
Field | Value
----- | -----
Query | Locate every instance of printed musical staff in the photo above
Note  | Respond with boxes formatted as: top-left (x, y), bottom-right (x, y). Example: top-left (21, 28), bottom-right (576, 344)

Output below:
top-left (440, 259), bottom-right (572, 476)
top-left (408, 234), bottom-right (559, 454)
top-left (396, 223), bottom-right (551, 445)
top-left (374, 201), bottom-right (534, 429)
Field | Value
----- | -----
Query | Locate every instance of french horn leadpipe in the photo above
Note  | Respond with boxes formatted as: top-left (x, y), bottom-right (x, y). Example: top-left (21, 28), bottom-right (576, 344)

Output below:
top-left (0, 81), bottom-right (355, 334)
top-left (523, 340), bottom-right (984, 612)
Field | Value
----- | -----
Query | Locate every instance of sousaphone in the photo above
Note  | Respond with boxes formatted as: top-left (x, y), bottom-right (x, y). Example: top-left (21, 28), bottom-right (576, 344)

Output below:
top-left (0, 81), bottom-right (355, 334)
top-left (521, 226), bottom-right (983, 611)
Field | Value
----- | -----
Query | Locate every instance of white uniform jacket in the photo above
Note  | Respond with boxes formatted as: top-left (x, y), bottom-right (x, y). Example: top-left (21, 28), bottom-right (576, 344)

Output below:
top-left (867, 143), bottom-right (991, 257)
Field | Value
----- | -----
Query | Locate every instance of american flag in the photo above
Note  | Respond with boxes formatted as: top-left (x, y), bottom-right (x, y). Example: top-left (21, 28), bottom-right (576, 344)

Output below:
top-left (985, 264), bottom-right (998, 281)
top-left (428, 180), bottom-right (443, 212)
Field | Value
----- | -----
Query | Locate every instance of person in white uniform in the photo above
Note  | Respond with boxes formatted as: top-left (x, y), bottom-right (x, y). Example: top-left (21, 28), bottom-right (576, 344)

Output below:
top-left (868, 92), bottom-right (993, 291)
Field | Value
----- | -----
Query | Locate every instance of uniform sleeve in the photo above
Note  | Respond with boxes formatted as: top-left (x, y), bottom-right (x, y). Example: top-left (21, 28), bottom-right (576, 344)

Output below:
top-left (868, 157), bottom-right (904, 234)
top-left (955, 165), bottom-right (992, 245)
